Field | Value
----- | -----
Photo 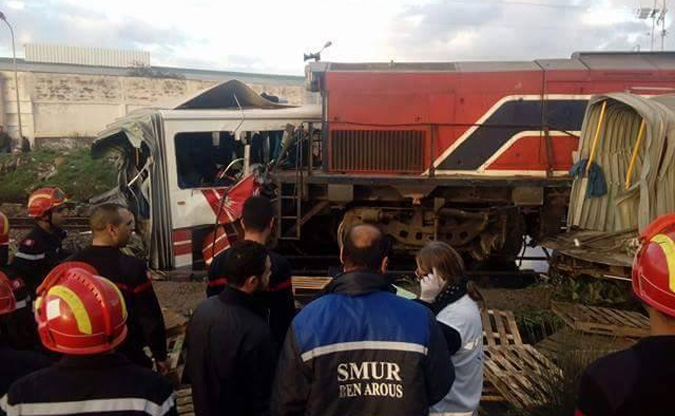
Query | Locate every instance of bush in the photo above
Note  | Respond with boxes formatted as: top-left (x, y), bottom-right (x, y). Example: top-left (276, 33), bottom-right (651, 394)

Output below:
top-left (0, 148), bottom-right (117, 203)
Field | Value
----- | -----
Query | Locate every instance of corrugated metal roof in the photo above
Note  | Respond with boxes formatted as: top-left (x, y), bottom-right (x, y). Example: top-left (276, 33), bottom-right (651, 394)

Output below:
top-left (535, 59), bottom-right (588, 71)
top-left (25, 44), bottom-right (150, 68)
top-left (309, 52), bottom-right (675, 75)
top-left (0, 57), bottom-right (304, 85)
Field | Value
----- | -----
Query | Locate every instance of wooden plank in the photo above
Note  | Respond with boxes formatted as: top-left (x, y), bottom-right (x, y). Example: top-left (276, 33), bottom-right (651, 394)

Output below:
top-left (481, 309), bottom-right (496, 348)
top-left (551, 302), bottom-right (649, 338)
top-left (493, 311), bottom-right (509, 347)
top-left (578, 304), bottom-right (612, 324)
top-left (291, 276), bottom-right (332, 295)
top-left (505, 311), bottom-right (523, 345)
top-left (551, 302), bottom-right (576, 329)
top-left (614, 309), bottom-right (649, 327)
top-left (175, 389), bottom-right (192, 399)
top-left (602, 307), bottom-right (635, 326)
top-left (481, 381), bottom-right (506, 403)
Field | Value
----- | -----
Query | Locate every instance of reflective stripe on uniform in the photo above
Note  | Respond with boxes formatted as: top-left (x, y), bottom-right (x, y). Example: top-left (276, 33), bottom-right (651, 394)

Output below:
top-left (301, 341), bottom-right (428, 362)
top-left (430, 412), bottom-right (475, 416)
top-left (13, 252), bottom-right (46, 261)
top-left (15, 299), bottom-right (28, 310)
top-left (1, 395), bottom-right (175, 416)
top-left (133, 279), bottom-right (153, 294)
top-left (207, 278), bottom-right (228, 287)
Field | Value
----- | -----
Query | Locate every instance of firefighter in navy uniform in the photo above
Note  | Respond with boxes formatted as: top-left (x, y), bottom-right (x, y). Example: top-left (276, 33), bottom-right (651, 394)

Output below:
top-left (576, 214), bottom-right (675, 416)
top-left (0, 271), bottom-right (51, 397)
top-left (0, 265), bottom-right (177, 416)
top-left (68, 203), bottom-right (168, 373)
top-left (11, 188), bottom-right (72, 297)
top-left (207, 196), bottom-right (296, 352)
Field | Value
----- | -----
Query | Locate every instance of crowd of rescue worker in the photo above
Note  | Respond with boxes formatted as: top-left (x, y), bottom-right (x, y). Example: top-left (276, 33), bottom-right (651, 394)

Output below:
top-left (0, 186), bottom-right (673, 416)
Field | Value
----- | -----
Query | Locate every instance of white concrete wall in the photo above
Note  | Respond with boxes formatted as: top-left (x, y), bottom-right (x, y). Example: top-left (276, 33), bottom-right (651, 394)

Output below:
top-left (0, 70), bottom-right (308, 147)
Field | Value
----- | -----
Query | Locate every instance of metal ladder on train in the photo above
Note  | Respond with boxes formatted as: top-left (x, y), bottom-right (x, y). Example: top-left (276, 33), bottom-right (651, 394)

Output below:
top-left (275, 176), bottom-right (302, 241)
top-left (274, 127), bottom-right (328, 242)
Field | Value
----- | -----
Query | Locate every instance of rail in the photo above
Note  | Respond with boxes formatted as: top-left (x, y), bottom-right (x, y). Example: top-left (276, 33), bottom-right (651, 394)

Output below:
top-left (9, 216), bottom-right (90, 230)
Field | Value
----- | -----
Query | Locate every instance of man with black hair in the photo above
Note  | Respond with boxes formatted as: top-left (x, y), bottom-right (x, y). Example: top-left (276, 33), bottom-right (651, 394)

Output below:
top-left (207, 195), bottom-right (295, 351)
top-left (272, 224), bottom-right (454, 416)
top-left (68, 203), bottom-right (168, 372)
top-left (186, 240), bottom-right (276, 416)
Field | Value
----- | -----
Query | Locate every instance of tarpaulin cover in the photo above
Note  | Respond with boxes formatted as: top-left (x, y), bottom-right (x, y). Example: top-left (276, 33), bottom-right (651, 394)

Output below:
top-left (568, 93), bottom-right (675, 233)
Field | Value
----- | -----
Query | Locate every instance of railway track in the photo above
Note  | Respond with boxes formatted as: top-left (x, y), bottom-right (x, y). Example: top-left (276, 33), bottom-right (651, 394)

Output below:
top-left (9, 216), bottom-right (90, 230)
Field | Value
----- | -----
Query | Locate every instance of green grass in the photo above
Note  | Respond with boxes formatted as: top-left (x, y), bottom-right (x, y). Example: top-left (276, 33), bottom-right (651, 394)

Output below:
top-left (516, 310), bottom-right (565, 345)
top-left (0, 148), bottom-right (117, 203)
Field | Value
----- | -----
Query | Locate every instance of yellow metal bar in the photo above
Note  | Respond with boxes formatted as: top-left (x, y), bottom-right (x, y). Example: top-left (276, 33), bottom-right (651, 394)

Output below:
top-left (625, 119), bottom-right (646, 190)
top-left (586, 101), bottom-right (608, 172)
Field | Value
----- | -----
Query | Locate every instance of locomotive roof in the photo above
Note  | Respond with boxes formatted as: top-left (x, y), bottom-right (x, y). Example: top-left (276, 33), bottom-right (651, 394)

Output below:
top-left (308, 52), bottom-right (675, 73)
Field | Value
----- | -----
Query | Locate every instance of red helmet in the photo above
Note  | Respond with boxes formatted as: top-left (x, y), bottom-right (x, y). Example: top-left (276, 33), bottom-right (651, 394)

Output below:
top-left (0, 210), bottom-right (8, 246)
top-left (27, 187), bottom-right (69, 218)
top-left (0, 271), bottom-right (16, 315)
top-left (35, 263), bottom-right (128, 355)
top-left (632, 214), bottom-right (675, 318)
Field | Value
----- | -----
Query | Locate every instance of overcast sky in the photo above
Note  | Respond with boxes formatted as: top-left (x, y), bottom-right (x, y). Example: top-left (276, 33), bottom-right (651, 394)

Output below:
top-left (0, 0), bottom-right (668, 75)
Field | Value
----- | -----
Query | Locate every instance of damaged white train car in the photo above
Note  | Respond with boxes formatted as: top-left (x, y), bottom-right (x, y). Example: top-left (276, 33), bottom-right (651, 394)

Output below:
top-left (91, 80), bottom-right (320, 271)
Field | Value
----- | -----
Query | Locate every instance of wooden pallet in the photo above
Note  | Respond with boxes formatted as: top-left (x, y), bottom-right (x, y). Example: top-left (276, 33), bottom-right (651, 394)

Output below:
top-left (551, 301), bottom-right (650, 338)
top-left (481, 380), bottom-right (507, 403)
top-left (163, 308), bottom-right (188, 385)
top-left (535, 328), bottom-right (636, 361)
top-left (292, 276), bottom-right (332, 295)
top-left (175, 388), bottom-right (194, 416)
top-left (483, 345), bottom-right (561, 409)
top-left (481, 309), bottom-right (524, 347)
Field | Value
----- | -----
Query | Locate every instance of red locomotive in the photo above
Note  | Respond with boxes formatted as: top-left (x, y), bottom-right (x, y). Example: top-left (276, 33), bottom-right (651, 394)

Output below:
top-left (94, 52), bottom-right (675, 271)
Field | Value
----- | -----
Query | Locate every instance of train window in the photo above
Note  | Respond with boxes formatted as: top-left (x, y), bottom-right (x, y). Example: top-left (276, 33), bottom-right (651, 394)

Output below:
top-left (174, 131), bottom-right (242, 189)
top-left (243, 130), bottom-right (285, 166)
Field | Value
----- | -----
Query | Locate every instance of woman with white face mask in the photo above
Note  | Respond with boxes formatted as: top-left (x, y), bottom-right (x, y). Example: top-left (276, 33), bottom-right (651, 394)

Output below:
top-left (416, 242), bottom-right (484, 416)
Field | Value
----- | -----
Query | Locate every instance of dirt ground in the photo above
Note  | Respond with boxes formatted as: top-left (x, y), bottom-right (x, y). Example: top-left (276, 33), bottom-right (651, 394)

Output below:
top-left (152, 279), bottom-right (556, 319)
top-left (481, 285), bottom-right (554, 314)
top-left (154, 281), bottom-right (206, 317)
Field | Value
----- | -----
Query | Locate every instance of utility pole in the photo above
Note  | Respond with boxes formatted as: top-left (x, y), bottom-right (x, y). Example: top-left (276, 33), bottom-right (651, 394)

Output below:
top-left (0, 12), bottom-right (22, 143)
top-left (659, 0), bottom-right (668, 51)
top-left (637, 1), bottom-right (667, 51)
top-left (652, 0), bottom-right (657, 51)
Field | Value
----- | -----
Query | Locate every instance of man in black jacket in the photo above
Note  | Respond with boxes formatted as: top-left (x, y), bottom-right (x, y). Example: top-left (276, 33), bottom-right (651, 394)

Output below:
top-left (207, 196), bottom-right (295, 351)
top-left (185, 240), bottom-right (275, 416)
top-left (68, 204), bottom-right (168, 373)
top-left (271, 224), bottom-right (454, 416)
